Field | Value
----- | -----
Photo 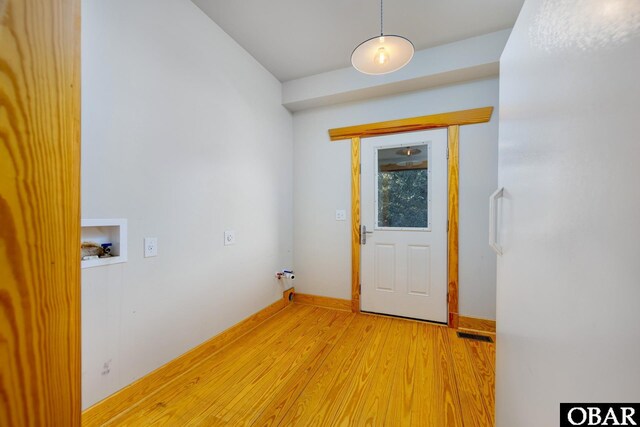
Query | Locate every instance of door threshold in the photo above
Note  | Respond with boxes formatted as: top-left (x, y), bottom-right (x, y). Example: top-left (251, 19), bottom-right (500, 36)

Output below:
top-left (360, 310), bottom-right (448, 326)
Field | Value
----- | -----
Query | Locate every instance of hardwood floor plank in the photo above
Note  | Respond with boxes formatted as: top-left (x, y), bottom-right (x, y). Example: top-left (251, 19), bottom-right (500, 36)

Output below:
top-left (324, 316), bottom-right (392, 426)
top-left (102, 305), bottom-right (319, 426)
top-left (464, 339), bottom-right (496, 426)
top-left (278, 315), bottom-right (378, 426)
top-left (305, 316), bottom-right (388, 426)
top-left (412, 324), bottom-right (463, 426)
top-left (384, 320), bottom-right (419, 426)
top-left (482, 336), bottom-right (496, 374)
top-left (86, 305), bottom-right (496, 426)
top-left (446, 329), bottom-right (494, 427)
top-left (351, 318), bottom-right (405, 426)
top-left (229, 312), bottom-right (354, 425)
top-left (177, 308), bottom-right (343, 424)
top-left (216, 310), bottom-right (352, 425)
top-left (249, 312), bottom-right (357, 427)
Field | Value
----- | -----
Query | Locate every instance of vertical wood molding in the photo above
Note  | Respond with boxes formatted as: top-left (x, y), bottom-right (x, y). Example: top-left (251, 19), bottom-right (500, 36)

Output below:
top-left (338, 111), bottom-right (493, 325)
top-left (447, 125), bottom-right (460, 328)
top-left (351, 137), bottom-right (361, 313)
top-left (0, 0), bottom-right (81, 425)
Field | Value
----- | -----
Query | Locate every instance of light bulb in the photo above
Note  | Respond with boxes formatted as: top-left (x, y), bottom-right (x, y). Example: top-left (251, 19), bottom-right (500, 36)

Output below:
top-left (374, 47), bottom-right (390, 65)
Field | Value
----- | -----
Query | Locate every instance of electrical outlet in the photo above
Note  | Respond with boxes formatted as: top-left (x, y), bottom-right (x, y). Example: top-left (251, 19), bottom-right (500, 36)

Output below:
top-left (144, 237), bottom-right (158, 257)
top-left (224, 230), bottom-right (235, 246)
top-left (335, 209), bottom-right (346, 221)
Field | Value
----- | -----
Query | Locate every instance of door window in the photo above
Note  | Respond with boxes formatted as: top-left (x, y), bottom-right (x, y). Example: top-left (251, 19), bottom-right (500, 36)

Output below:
top-left (375, 143), bottom-right (430, 230)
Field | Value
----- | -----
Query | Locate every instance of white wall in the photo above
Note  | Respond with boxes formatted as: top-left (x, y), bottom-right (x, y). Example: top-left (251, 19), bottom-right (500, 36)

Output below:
top-left (293, 78), bottom-right (499, 320)
top-left (497, 0), bottom-right (640, 425)
top-left (81, 0), bottom-right (293, 408)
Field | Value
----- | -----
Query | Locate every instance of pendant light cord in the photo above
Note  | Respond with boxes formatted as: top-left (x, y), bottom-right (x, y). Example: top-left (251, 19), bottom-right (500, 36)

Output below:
top-left (380, 0), bottom-right (384, 35)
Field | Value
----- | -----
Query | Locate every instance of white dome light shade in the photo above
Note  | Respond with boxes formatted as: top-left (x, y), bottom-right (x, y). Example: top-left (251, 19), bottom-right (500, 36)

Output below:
top-left (351, 35), bottom-right (415, 75)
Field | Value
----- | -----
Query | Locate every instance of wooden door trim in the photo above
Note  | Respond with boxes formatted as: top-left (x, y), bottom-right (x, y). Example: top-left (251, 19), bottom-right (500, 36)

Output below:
top-left (447, 125), bottom-right (460, 328)
top-left (328, 107), bottom-right (493, 141)
top-left (351, 137), bottom-right (361, 312)
top-left (1, 0), bottom-right (82, 423)
top-left (330, 108), bottom-right (493, 327)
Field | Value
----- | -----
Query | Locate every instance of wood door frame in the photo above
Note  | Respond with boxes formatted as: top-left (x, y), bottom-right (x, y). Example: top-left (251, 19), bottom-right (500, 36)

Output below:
top-left (328, 107), bottom-right (494, 328)
top-left (1, 0), bottom-right (82, 423)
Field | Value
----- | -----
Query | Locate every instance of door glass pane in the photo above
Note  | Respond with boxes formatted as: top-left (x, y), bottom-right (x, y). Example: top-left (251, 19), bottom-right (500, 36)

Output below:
top-left (377, 144), bottom-right (429, 228)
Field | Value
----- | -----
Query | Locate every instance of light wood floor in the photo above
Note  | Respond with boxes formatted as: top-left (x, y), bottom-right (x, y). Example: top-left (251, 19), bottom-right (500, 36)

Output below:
top-left (85, 304), bottom-right (495, 426)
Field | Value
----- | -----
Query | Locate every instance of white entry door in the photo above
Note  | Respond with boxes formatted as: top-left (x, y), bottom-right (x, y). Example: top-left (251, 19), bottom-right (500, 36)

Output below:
top-left (360, 129), bottom-right (448, 322)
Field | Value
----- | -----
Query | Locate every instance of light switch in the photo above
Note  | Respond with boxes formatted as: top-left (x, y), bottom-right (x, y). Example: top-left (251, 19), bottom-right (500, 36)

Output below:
top-left (224, 230), bottom-right (236, 246)
top-left (335, 210), bottom-right (346, 221)
top-left (144, 237), bottom-right (158, 257)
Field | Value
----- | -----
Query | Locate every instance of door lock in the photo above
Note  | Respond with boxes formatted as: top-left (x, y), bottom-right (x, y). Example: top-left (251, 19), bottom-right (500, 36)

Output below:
top-left (361, 225), bottom-right (374, 245)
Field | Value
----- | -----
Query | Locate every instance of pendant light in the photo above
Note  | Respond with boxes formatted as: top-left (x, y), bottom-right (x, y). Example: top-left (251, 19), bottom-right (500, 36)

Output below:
top-left (351, 0), bottom-right (415, 75)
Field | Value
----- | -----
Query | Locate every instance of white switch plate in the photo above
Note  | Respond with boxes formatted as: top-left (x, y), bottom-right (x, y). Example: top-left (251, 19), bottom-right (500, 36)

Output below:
top-left (144, 237), bottom-right (158, 257)
top-left (224, 230), bottom-right (235, 246)
top-left (335, 210), bottom-right (346, 221)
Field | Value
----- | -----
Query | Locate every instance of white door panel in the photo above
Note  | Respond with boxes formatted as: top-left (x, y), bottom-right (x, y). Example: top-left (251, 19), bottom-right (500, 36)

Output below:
top-left (374, 244), bottom-right (396, 291)
top-left (407, 245), bottom-right (431, 296)
top-left (361, 129), bottom-right (448, 322)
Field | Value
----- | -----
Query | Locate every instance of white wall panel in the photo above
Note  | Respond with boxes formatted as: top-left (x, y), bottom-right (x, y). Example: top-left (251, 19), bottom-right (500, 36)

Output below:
top-left (293, 78), bottom-right (499, 319)
top-left (81, 0), bottom-right (293, 408)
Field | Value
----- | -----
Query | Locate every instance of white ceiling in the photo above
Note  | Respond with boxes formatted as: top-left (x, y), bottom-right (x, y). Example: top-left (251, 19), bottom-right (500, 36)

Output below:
top-left (193, 0), bottom-right (524, 82)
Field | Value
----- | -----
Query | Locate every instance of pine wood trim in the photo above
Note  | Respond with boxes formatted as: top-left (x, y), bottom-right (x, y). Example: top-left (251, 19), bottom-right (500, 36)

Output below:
top-left (344, 109), bottom-right (493, 327)
top-left (1, 0), bottom-right (82, 424)
top-left (82, 298), bottom-right (289, 425)
top-left (283, 287), bottom-right (296, 304)
top-left (448, 125), bottom-right (460, 328)
top-left (329, 107), bottom-right (493, 141)
top-left (351, 137), bottom-right (362, 313)
top-left (294, 293), bottom-right (352, 311)
top-left (458, 316), bottom-right (496, 334)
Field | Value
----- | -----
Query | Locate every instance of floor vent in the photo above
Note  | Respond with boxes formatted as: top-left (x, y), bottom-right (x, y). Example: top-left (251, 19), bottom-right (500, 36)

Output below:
top-left (457, 332), bottom-right (494, 343)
